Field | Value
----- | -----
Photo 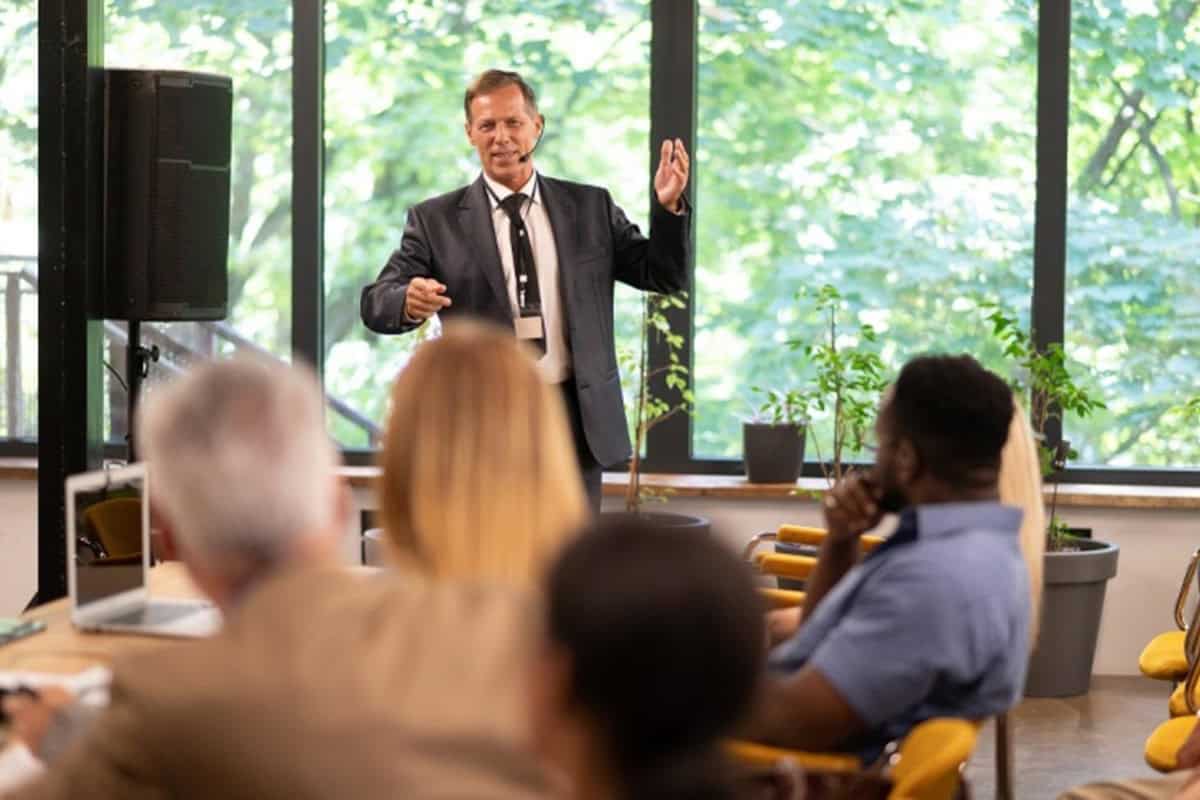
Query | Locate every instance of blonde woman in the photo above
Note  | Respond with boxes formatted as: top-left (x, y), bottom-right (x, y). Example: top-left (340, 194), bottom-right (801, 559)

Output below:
top-left (999, 400), bottom-right (1045, 646)
top-left (377, 319), bottom-right (590, 588)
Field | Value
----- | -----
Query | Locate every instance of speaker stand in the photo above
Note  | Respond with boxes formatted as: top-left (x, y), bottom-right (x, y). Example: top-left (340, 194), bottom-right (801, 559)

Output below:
top-left (125, 319), bottom-right (159, 462)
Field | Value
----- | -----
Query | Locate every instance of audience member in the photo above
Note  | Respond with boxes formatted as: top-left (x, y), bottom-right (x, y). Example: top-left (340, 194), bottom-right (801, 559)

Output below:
top-left (376, 319), bottom-right (590, 587)
top-left (999, 400), bottom-right (1045, 646)
top-left (529, 516), bottom-right (765, 800)
top-left (765, 399), bottom-right (1045, 650)
top-left (1, 355), bottom-right (546, 799)
top-left (745, 354), bottom-right (1031, 761)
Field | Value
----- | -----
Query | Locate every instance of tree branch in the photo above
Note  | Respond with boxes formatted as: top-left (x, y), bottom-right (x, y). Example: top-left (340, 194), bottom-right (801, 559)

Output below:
top-left (1105, 404), bottom-right (1172, 461)
top-left (1078, 84), bottom-right (1144, 195)
top-left (1136, 113), bottom-right (1181, 218)
top-left (1102, 138), bottom-right (1141, 190)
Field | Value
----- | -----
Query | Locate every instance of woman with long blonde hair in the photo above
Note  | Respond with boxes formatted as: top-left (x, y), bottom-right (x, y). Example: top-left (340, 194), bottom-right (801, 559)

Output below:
top-left (377, 319), bottom-right (590, 587)
top-left (999, 400), bottom-right (1045, 645)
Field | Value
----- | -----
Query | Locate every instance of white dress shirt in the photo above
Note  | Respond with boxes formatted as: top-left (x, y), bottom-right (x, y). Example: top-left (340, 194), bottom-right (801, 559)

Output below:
top-left (481, 170), bottom-right (571, 383)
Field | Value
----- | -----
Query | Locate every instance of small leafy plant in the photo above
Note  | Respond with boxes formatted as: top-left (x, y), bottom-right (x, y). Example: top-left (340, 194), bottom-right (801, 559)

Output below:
top-left (749, 387), bottom-right (812, 426)
top-left (983, 304), bottom-right (1106, 552)
top-left (787, 285), bottom-right (888, 488)
top-left (621, 291), bottom-right (692, 512)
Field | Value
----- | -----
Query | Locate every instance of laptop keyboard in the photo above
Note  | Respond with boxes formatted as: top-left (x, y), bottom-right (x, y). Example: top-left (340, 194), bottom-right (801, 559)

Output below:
top-left (102, 602), bottom-right (209, 627)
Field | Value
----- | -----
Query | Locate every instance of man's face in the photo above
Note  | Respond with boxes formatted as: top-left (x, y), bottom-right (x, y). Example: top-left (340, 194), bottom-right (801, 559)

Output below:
top-left (465, 84), bottom-right (543, 189)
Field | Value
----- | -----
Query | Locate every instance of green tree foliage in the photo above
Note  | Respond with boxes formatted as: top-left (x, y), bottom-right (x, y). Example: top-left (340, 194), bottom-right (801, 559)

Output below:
top-left (691, 0), bottom-right (1200, 469)
top-left (3, 1), bottom-right (1198, 466)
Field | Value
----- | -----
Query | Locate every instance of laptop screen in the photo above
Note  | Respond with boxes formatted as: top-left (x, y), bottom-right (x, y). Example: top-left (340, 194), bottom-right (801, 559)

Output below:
top-left (72, 470), bottom-right (147, 607)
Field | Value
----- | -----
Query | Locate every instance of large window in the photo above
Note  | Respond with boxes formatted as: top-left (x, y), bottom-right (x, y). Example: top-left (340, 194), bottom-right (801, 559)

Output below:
top-left (692, 1), bottom-right (1037, 458)
top-left (102, 0), bottom-right (293, 441)
top-left (322, 0), bottom-right (650, 448)
top-left (0, 1), bottom-right (38, 441)
top-left (27, 1), bottom-right (1200, 483)
top-left (1065, 0), bottom-right (1200, 468)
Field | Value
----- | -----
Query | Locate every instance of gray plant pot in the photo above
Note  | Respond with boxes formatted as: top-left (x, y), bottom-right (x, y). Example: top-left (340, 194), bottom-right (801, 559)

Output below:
top-left (743, 422), bottom-right (807, 484)
top-left (600, 510), bottom-right (710, 534)
top-left (1024, 539), bottom-right (1120, 697)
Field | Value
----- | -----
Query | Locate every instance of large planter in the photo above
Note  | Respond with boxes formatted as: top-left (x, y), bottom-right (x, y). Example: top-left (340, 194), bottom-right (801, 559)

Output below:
top-left (600, 510), bottom-right (710, 535)
top-left (1024, 538), bottom-right (1120, 697)
top-left (743, 422), bottom-right (807, 484)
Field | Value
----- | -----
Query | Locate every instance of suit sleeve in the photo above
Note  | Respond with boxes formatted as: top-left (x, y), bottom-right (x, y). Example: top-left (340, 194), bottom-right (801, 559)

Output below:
top-left (360, 206), bottom-right (436, 334)
top-left (609, 192), bottom-right (690, 295)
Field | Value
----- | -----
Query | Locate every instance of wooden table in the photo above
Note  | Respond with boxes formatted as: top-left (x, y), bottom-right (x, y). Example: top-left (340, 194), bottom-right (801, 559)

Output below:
top-left (0, 563), bottom-right (201, 674)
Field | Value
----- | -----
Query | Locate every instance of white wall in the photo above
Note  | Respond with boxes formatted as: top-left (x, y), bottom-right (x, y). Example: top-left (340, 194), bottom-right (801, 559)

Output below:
top-left (3, 477), bottom-right (1192, 677)
top-left (0, 481), bottom-right (37, 616)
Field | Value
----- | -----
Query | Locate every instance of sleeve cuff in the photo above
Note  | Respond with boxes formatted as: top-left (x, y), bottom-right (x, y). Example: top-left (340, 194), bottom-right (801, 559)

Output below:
top-left (666, 195), bottom-right (689, 216)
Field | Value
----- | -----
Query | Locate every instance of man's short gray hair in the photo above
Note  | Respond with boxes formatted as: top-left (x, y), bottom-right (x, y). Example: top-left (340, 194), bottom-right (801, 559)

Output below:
top-left (135, 356), bottom-right (338, 571)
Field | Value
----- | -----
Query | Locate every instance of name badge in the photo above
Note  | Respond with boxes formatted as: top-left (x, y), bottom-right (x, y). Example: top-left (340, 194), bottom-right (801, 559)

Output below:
top-left (515, 315), bottom-right (544, 340)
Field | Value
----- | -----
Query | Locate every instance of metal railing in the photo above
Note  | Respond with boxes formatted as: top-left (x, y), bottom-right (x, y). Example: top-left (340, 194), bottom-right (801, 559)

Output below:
top-left (0, 255), bottom-right (381, 447)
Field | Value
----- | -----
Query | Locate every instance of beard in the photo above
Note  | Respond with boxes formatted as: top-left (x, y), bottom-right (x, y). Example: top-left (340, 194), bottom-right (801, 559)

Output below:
top-left (871, 469), bottom-right (909, 513)
top-left (877, 485), bottom-right (909, 514)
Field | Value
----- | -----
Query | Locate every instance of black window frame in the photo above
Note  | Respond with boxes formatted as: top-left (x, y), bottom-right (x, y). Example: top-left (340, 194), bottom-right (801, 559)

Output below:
top-left (29, 0), bottom-right (1200, 492)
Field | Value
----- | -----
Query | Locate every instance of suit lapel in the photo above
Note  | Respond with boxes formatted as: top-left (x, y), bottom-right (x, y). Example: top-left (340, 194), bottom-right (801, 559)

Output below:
top-left (538, 176), bottom-right (580, 303)
top-left (458, 177), bottom-right (512, 319)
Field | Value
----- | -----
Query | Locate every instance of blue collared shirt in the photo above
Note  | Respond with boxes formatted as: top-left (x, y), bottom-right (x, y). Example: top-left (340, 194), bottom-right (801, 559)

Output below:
top-left (769, 502), bottom-right (1030, 762)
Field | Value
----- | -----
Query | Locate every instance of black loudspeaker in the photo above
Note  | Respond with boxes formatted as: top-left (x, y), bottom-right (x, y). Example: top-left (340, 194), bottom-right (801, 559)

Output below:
top-left (103, 69), bottom-right (232, 321)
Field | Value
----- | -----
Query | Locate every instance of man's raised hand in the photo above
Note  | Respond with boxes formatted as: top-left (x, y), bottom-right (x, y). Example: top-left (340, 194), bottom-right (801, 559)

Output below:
top-left (654, 138), bottom-right (690, 213)
top-left (404, 277), bottom-right (452, 322)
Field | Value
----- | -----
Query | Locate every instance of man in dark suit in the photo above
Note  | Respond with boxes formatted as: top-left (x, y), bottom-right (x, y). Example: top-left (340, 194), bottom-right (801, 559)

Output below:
top-left (361, 69), bottom-right (691, 511)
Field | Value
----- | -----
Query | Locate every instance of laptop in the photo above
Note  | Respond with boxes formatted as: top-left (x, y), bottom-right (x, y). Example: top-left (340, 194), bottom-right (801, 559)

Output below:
top-left (67, 463), bottom-right (221, 638)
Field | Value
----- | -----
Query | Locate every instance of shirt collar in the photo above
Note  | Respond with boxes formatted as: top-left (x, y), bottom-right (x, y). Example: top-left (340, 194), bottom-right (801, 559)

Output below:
top-left (482, 170), bottom-right (540, 209)
top-left (913, 501), bottom-right (1023, 540)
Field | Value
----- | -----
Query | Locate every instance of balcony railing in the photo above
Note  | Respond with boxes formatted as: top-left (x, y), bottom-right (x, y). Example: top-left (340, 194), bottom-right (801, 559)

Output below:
top-left (0, 255), bottom-right (381, 448)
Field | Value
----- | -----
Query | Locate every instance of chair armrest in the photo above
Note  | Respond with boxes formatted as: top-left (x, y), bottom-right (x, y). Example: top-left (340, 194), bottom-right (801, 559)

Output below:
top-left (725, 739), bottom-right (863, 773)
top-left (777, 525), bottom-right (885, 553)
top-left (756, 552), bottom-right (817, 581)
top-left (760, 587), bottom-right (806, 609)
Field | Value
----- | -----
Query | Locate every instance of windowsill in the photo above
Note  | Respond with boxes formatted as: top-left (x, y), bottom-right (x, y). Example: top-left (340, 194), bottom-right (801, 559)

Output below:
top-left (9, 460), bottom-right (1200, 511)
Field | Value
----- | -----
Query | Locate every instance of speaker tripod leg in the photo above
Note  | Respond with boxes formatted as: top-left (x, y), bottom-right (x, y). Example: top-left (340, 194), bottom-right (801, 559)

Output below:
top-left (125, 320), bottom-right (159, 462)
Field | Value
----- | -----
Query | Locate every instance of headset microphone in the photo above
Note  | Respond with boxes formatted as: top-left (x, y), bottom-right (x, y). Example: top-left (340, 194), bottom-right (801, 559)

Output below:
top-left (518, 119), bottom-right (546, 163)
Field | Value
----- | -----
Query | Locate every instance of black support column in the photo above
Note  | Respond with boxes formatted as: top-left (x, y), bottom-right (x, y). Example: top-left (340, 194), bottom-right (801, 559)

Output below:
top-left (36, 0), bottom-right (107, 605)
top-left (643, 0), bottom-right (697, 471)
top-left (1031, 0), bottom-right (1071, 445)
top-left (292, 0), bottom-right (324, 372)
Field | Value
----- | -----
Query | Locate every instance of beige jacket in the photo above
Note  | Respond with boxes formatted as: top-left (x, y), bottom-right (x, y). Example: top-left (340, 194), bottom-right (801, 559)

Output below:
top-left (8, 567), bottom-right (546, 799)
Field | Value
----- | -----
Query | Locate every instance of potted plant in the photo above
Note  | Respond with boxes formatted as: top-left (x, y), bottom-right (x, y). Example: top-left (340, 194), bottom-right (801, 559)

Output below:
top-left (765, 286), bottom-right (887, 574)
top-left (612, 291), bottom-right (707, 531)
top-left (788, 285), bottom-right (888, 488)
top-left (744, 387), bottom-right (810, 484)
top-left (984, 305), bottom-right (1115, 698)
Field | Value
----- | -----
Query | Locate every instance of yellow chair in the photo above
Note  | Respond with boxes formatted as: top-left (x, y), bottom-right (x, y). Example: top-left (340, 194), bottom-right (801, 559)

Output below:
top-left (1168, 679), bottom-right (1200, 717)
top-left (760, 587), bottom-right (806, 609)
top-left (81, 496), bottom-right (143, 559)
top-left (1145, 716), bottom-right (1196, 772)
top-left (725, 739), bottom-right (862, 774)
top-left (755, 551), bottom-right (817, 582)
top-left (727, 717), bottom-right (980, 800)
top-left (888, 718), bottom-right (980, 800)
top-left (1146, 611), bottom-right (1200, 768)
top-left (743, 524), bottom-right (884, 561)
top-left (1139, 548), bottom-right (1200, 682)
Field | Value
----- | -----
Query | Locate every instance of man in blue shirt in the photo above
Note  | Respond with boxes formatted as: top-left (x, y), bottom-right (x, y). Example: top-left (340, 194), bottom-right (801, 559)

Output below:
top-left (747, 354), bottom-right (1031, 762)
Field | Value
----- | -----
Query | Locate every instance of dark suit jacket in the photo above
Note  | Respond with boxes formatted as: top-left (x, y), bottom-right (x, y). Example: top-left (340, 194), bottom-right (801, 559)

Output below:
top-left (360, 175), bottom-right (690, 467)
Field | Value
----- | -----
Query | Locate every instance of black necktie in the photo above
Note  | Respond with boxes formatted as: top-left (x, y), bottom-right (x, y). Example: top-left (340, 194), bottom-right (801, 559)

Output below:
top-left (498, 192), bottom-right (545, 354)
